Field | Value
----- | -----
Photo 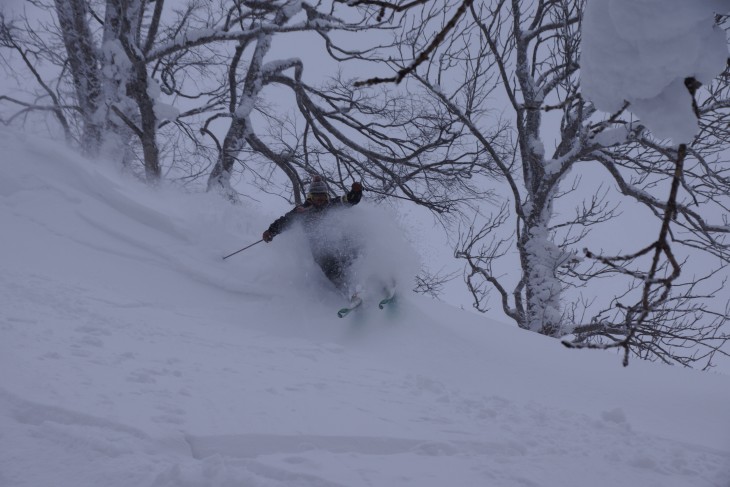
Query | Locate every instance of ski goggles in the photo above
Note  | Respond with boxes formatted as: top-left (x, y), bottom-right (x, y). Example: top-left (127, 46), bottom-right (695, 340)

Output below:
top-left (309, 193), bottom-right (328, 205)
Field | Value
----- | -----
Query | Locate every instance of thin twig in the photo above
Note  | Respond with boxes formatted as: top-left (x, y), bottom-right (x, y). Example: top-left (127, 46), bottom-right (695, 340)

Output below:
top-left (564, 145), bottom-right (688, 366)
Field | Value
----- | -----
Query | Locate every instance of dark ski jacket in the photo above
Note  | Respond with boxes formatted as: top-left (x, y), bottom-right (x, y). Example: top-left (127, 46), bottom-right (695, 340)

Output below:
top-left (266, 189), bottom-right (362, 239)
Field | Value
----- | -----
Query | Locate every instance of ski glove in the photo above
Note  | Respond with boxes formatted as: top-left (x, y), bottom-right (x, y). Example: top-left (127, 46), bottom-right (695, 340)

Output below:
top-left (263, 230), bottom-right (275, 242)
top-left (347, 182), bottom-right (363, 204)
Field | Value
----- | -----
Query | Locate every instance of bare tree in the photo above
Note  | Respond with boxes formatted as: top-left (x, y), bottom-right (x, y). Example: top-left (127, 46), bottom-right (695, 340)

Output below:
top-left (180, 0), bottom-right (497, 213)
top-left (2, 0), bottom-right (492, 221)
top-left (262, 68), bottom-right (496, 212)
top-left (202, 1), bottom-right (374, 200)
top-left (1, 1), bottom-right (378, 183)
top-left (413, 266), bottom-right (460, 298)
top-left (369, 0), bottom-right (730, 367)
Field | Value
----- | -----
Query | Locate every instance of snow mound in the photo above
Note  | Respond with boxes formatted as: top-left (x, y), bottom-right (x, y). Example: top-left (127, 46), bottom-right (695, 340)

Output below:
top-left (581, 0), bottom-right (729, 143)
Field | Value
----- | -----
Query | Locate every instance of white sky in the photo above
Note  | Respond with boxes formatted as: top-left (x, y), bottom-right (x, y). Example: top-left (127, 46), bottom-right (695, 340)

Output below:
top-left (0, 0), bottom-right (26, 21)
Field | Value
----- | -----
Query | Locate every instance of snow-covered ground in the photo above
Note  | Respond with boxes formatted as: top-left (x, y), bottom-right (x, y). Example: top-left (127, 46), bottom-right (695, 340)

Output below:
top-left (1, 129), bottom-right (729, 486)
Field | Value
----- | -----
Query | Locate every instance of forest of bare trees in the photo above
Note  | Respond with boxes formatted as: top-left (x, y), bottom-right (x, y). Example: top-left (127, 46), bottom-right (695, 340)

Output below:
top-left (2, 0), bottom-right (729, 368)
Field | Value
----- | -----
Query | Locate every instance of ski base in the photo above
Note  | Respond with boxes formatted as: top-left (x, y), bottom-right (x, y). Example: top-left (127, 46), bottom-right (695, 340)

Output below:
top-left (337, 286), bottom-right (396, 317)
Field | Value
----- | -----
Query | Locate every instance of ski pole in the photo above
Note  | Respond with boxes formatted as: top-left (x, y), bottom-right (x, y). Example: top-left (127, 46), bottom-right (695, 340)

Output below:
top-left (222, 239), bottom-right (263, 260)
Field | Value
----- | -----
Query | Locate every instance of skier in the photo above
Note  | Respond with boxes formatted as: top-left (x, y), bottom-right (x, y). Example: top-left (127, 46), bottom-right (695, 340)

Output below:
top-left (262, 175), bottom-right (364, 296)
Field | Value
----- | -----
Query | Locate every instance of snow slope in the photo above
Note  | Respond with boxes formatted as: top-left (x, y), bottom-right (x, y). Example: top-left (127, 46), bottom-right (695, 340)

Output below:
top-left (1, 129), bottom-right (729, 487)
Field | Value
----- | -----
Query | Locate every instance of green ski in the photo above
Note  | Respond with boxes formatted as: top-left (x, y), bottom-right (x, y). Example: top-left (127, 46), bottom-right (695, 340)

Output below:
top-left (378, 289), bottom-right (397, 309)
top-left (338, 296), bottom-right (363, 318)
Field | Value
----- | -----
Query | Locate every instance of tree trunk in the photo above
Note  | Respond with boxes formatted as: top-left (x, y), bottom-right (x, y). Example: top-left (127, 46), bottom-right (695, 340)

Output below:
top-left (115, 0), bottom-right (161, 181)
top-left (53, 0), bottom-right (102, 155)
top-left (98, 0), bottom-right (132, 166)
top-left (520, 208), bottom-right (564, 336)
top-left (206, 1), bottom-right (302, 199)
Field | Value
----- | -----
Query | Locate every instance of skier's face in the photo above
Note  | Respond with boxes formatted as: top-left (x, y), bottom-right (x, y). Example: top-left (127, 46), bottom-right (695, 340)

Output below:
top-left (310, 193), bottom-right (328, 207)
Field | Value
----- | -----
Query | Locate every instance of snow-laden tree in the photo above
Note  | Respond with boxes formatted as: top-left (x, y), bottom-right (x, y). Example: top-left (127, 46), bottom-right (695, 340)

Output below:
top-left (581, 0), bottom-right (729, 145)
top-left (567, 0), bottom-right (730, 366)
top-left (1, 1), bottom-right (489, 215)
top-left (361, 0), bottom-right (730, 366)
top-left (200, 0), bottom-right (374, 199)
top-left (189, 1), bottom-right (494, 208)
top-left (0, 1), bottom-right (378, 183)
top-left (3, 0), bottom-right (174, 180)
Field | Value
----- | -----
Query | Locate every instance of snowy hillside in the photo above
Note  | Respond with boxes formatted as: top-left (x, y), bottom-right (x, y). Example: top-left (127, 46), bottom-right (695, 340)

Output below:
top-left (1, 130), bottom-right (729, 487)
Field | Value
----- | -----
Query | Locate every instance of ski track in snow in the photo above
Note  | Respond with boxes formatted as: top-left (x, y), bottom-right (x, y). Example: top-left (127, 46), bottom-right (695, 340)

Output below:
top-left (1, 131), bottom-right (730, 486)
